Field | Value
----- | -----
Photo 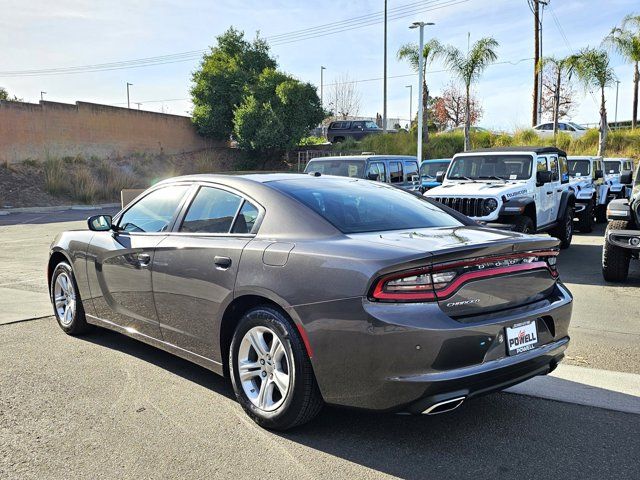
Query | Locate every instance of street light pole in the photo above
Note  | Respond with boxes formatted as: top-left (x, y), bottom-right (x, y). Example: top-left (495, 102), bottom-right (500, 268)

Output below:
top-left (40, 91), bottom-right (46, 101)
top-left (406, 85), bottom-right (412, 127)
top-left (614, 80), bottom-right (620, 129)
top-left (320, 66), bottom-right (326, 107)
top-left (410, 21), bottom-right (434, 162)
top-left (383, 0), bottom-right (388, 133)
top-left (126, 82), bottom-right (133, 109)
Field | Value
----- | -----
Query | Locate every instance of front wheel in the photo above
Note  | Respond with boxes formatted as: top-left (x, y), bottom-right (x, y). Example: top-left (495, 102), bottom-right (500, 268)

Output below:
top-left (602, 221), bottom-right (631, 282)
top-left (229, 306), bottom-right (323, 430)
top-left (552, 205), bottom-right (574, 249)
top-left (50, 261), bottom-right (92, 335)
top-left (512, 215), bottom-right (534, 234)
top-left (577, 201), bottom-right (595, 233)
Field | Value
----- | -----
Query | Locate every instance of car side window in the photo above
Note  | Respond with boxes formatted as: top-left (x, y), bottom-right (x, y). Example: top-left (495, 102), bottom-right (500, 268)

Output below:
top-left (118, 185), bottom-right (190, 233)
top-left (352, 121), bottom-right (364, 130)
top-left (389, 161), bottom-right (403, 183)
top-left (366, 162), bottom-right (387, 182)
top-left (180, 186), bottom-right (243, 234)
top-left (559, 156), bottom-right (569, 183)
top-left (537, 156), bottom-right (548, 172)
top-left (231, 201), bottom-right (259, 234)
top-left (404, 161), bottom-right (418, 183)
top-left (549, 156), bottom-right (559, 181)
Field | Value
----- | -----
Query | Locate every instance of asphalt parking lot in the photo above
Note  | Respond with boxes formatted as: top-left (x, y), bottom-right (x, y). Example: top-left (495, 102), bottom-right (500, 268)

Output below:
top-left (1, 208), bottom-right (639, 479)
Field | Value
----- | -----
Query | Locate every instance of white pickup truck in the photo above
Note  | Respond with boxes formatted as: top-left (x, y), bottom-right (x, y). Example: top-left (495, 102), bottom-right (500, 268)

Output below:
top-left (425, 147), bottom-right (576, 248)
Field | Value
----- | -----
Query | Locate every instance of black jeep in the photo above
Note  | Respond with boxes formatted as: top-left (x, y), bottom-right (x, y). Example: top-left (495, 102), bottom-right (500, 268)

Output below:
top-left (602, 165), bottom-right (639, 282)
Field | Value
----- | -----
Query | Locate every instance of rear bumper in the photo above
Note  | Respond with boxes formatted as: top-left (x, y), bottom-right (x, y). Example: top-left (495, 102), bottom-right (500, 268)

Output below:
top-left (606, 228), bottom-right (640, 250)
top-left (292, 282), bottom-right (573, 411)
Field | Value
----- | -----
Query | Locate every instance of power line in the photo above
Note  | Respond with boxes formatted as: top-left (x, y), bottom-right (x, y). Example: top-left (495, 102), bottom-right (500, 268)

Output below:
top-left (0, 0), bottom-right (471, 77)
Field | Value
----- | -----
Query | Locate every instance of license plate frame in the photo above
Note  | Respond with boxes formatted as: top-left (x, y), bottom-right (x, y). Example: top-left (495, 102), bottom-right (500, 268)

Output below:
top-left (505, 320), bottom-right (539, 356)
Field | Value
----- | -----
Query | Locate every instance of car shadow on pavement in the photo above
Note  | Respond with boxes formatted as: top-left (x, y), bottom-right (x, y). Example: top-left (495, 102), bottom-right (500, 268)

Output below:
top-left (81, 326), bottom-right (235, 401)
top-left (280, 393), bottom-right (640, 480)
top-left (557, 242), bottom-right (640, 287)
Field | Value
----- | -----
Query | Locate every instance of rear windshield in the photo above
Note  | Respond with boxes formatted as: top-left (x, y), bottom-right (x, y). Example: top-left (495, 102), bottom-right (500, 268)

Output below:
top-left (270, 178), bottom-right (462, 234)
top-left (304, 160), bottom-right (365, 178)
top-left (568, 159), bottom-right (591, 177)
top-left (604, 161), bottom-right (621, 174)
top-left (421, 161), bottom-right (450, 178)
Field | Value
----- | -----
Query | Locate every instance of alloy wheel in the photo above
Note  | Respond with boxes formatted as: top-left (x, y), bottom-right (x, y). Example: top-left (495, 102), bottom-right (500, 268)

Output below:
top-left (237, 326), bottom-right (291, 411)
top-left (54, 272), bottom-right (76, 327)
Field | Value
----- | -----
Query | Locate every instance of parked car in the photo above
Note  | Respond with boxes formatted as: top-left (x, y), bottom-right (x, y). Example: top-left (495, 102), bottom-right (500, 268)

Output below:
top-left (304, 155), bottom-right (420, 192)
top-left (603, 158), bottom-right (634, 200)
top-left (327, 120), bottom-right (383, 143)
top-left (533, 122), bottom-right (588, 138)
top-left (425, 147), bottom-right (576, 248)
top-left (444, 126), bottom-right (490, 134)
top-left (420, 158), bottom-right (452, 192)
top-left (48, 174), bottom-right (572, 430)
top-left (602, 167), bottom-right (639, 282)
top-left (566, 156), bottom-right (605, 232)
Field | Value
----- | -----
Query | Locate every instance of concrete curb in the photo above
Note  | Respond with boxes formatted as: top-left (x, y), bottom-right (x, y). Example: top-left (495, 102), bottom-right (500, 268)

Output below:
top-left (0, 203), bottom-right (119, 215)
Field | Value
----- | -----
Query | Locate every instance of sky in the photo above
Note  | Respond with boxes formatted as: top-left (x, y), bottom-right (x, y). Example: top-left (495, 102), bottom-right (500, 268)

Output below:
top-left (1, 0), bottom-right (637, 132)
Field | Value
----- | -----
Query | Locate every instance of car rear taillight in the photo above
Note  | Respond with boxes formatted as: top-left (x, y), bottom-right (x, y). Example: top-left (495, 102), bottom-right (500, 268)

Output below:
top-left (370, 250), bottom-right (559, 302)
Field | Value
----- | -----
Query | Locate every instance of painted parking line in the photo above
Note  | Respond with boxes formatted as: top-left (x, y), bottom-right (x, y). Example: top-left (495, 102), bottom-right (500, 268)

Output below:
top-left (505, 364), bottom-right (640, 415)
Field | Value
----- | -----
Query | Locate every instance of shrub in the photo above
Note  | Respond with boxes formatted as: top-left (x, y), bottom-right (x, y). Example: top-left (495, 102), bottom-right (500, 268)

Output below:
top-left (95, 161), bottom-right (137, 200)
top-left (43, 158), bottom-right (67, 196)
top-left (512, 129), bottom-right (539, 145)
top-left (299, 136), bottom-right (327, 146)
top-left (70, 166), bottom-right (98, 203)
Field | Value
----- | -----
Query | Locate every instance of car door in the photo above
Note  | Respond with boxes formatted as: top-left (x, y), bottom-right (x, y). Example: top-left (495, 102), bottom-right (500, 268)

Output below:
top-left (365, 161), bottom-right (387, 183)
top-left (403, 160), bottom-right (420, 191)
top-left (152, 184), bottom-right (261, 359)
top-left (389, 161), bottom-right (403, 187)
top-left (536, 156), bottom-right (553, 226)
top-left (548, 154), bottom-right (563, 223)
top-left (87, 184), bottom-right (191, 338)
top-left (351, 121), bottom-right (365, 140)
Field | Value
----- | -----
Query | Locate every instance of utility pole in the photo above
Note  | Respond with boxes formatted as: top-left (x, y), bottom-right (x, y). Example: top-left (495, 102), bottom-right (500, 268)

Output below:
top-left (538, 1), bottom-right (547, 126)
top-left (126, 82), bottom-right (133, 109)
top-left (531, 0), bottom-right (548, 126)
top-left (406, 85), bottom-right (413, 127)
top-left (40, 91), bottom-right (46, 101)
top-left (382, 0), bottom-right (388, 133)
top-left (320, 66), bottom-right (326, 108)
top-left (614, 80), bottom-right (620, 129)
top-left (410, 21), bottom-right (435, 162)
top-left (135, 102), bottom-right (142, 110)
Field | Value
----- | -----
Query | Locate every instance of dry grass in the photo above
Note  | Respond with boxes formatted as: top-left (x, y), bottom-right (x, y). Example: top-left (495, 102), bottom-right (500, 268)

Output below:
top-left (43, 158), bottom-right (67, 196)
top-left (95, 161), bottom-right (138, 200)
top-left (70, 166), bottom-right (98, 204)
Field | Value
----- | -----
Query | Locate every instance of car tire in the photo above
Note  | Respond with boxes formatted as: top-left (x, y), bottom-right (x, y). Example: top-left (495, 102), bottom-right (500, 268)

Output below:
top-left (229, 305), bottom-right (323, 430)
top-left (512, 215), bottom-right (534, 234)
top-left (50, 261), bottom-right (92, 335)
top-left (578, 201), bottom-right (595, 233)
top-left (596, 204), bottom-right (607, 223)
top-left (602, 220), bottom-right (631, 282)
top-left (552, 205), bottom-right (574, 249)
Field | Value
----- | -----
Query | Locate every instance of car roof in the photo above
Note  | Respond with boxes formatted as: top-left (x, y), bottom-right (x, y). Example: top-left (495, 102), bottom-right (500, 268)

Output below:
top-left (307, 155), bottom-right (417, 161)
top-left (463, 146), bottom-right (568, 156)
top-left (567, 156), bottom-right (601, 160)
top-left (421, 158), bottom-right (451, 163)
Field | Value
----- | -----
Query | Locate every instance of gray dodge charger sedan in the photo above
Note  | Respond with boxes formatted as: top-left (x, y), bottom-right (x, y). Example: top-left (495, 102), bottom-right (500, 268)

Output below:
top-left (47, 173), bottom-right (573, 430)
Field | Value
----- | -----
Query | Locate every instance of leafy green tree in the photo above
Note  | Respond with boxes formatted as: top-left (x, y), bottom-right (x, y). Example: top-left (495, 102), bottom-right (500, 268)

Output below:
top-left (397, 39), bottom-right (444, 142)
top-left (603, 14), bottom-right (640, 129)
top-left (0, 87), bottom-right (21, 101)
top-left (233, 69), bottom-right (325, 158)
top-left (191, 28), bottom-right (276, 140)
top-left (443, 37), bottom-right (499, 151)
top-left (567, 48), bottom-right (616, 155)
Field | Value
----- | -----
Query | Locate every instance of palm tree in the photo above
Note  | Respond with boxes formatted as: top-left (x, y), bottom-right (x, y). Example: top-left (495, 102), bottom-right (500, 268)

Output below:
top-left (567, 48), bottom-right (616, 156)
top-left (603, 14), bottom-right (640, 129)
top-left (397, 39), bottom-right (444, 142)
top-left (443, 37), bottom-right (499, 151)
top-left (537, 55), bottom-right (572, 140)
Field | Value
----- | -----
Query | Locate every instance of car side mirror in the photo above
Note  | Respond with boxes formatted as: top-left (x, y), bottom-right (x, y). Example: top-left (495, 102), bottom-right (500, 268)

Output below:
top-left (367, 172), bottom-right (380, 181)
top-left (88, 214), bottom-right (113, 231)
top-left (410, 174), bottom-right (420, 183)
top-left (620, 170), bottom-right (633, 185)
top-left (536, 171), bottom-right (552, 185)
top-left (595, 169), bottom-right (603, 179)
top-left (436, 172), bottom-right (445, 183)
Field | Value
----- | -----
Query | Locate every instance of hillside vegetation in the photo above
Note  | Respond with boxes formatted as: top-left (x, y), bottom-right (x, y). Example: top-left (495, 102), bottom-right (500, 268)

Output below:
top-left (334, 128), bottom-right (640, 161)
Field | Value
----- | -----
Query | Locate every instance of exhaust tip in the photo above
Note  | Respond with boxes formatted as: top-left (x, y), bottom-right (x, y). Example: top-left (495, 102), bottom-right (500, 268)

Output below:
top-left (422, 396), bottom-right (466, 415)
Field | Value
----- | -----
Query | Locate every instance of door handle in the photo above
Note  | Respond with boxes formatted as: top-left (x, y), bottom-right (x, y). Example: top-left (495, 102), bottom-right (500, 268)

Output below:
top-left (137, 253), bottom-right (151, 267)
top-left (214, 256), bottom-right (232, 269)
top-left (546, 191), bottom-right (553, 195)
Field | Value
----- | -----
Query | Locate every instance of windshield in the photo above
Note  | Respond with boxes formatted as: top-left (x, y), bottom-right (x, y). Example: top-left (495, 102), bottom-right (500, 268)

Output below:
top-left (447, 154), bottom-right (533, 180)
top-left (270, 178), bottom-right (462, 234)
top-left (420, 161), bottom-right (450, 178)
top-left (604, 161), bottom-right (621, 174)
top-left (568, 160), bottom-right (591, 177)
top-left (304, 159), bottom-right (366, 178)
top-left (568, 122), bottom-right (586, 131)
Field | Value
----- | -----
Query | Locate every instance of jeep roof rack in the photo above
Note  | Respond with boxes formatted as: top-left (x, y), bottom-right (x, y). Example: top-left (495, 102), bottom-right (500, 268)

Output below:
top-left (465, 146), bottom-right (568, 156)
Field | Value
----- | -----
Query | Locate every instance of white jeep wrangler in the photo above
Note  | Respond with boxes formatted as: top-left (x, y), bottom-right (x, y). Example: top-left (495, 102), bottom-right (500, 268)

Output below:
top-left (603, 157), bottom-right (634, 202)
top-left (425, 147), bottom-right (576, 248)
top-left (566, 156), bottom-right (606, 232)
